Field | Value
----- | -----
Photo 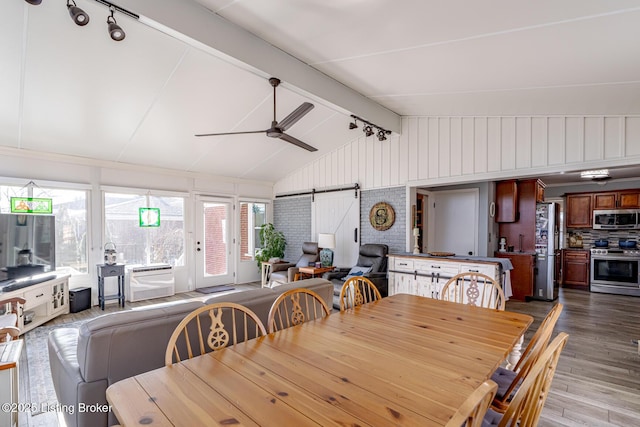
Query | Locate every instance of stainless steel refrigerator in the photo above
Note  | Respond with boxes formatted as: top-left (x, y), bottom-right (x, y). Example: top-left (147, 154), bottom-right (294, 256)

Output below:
top-left (534, 202), bottom-right (559, 301)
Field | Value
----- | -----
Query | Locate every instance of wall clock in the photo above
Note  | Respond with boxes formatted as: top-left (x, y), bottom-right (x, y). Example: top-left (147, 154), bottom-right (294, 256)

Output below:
top-left (369, 202), bottom-right (395, 231)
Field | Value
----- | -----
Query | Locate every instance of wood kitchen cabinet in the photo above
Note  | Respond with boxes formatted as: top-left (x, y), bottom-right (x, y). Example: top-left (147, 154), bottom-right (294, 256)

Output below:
top-left (593, 190), bottom-right (640, 209)
top-left (562, 249), bottom-right (589, 290)
top-left (494, 252), bottom-right (535, 301)
top-left (566, 193), bottom-right (592, 228)
top-left (496, 180), bottom-right (518, 223)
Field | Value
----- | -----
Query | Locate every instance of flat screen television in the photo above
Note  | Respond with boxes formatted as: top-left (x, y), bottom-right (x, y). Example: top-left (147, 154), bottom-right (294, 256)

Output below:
top-left (0, 213), bottom-right (55, 280)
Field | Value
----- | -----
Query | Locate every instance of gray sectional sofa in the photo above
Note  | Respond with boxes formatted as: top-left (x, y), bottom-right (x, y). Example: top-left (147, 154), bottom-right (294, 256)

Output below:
top-left (47, 278), bottom-right (333, 427)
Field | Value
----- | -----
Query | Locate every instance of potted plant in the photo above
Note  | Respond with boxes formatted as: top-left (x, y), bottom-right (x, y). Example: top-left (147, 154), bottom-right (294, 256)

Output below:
top-left (255, 223), bottom-right (286, 269)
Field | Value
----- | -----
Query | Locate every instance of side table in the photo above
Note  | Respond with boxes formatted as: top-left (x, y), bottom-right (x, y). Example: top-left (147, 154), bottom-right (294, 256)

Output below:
top-left (296, 266), bottom-right (334, 280)
top-left (0, 339), bottom-right (23, 427)
top-left (97, 264), bottom-right (125, 310)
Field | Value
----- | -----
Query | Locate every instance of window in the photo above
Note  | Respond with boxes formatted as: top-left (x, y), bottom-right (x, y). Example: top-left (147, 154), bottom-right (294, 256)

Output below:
top-left (104, 192), bottom-right (185, 266)
top-left (239, 202), bottom-right (266, 261)
top-left (0, 184), bottom-right (89, 275)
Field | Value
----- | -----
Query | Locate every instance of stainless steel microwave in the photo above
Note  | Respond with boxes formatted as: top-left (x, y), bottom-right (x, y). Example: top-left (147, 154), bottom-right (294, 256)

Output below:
top-left (593, 209), bottom-right (640, 230)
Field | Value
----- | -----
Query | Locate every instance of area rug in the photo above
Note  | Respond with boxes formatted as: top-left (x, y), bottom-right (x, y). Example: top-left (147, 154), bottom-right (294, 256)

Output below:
top-left (24, 320), bottom-right (85, 415)
top-left (195, 285), bottom-right (235, 294)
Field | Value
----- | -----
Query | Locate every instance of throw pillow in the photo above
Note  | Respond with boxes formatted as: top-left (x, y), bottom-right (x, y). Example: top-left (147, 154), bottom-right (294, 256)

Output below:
top-left (341, 265), bottom-right (372, 281)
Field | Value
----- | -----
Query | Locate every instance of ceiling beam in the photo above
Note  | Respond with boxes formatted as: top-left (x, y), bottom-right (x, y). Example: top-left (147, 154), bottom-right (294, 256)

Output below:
top-left (114, 0), bottom-right (401, 133)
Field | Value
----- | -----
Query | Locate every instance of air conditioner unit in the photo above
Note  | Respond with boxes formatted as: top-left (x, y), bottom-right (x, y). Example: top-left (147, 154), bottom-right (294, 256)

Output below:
top-left (126, 264), bottom-right (175, 302)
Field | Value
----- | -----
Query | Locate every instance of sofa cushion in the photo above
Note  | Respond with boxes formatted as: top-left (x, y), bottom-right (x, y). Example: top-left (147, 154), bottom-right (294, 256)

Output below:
top-left (203, 287), bottom-right (278, 328)
top-left (77, 300), bottom-right (204, 383)
top-left (342, 265), bottom-right (372, 280)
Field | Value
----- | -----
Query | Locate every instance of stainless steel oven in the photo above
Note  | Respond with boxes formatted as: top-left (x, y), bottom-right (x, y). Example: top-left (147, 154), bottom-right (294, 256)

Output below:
top-left (590, 248), bottom-right (640, 296)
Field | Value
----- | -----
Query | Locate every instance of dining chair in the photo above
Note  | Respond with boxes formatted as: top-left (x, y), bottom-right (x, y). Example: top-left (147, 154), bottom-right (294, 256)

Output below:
top-left (483, 332), bottom-right (569, 426)
top-left (267, 288), bottom-right (330, 333)
top-left (165, 302), bottom-right (267, 366)
top-left (441, 272), bottom-right (506, 310)
top-left (0, 297), bottom-right (25, 343)
top-left (445, 380), bottom-right (498, 427)
top-left (491, 303), bottom-right (563, 412)
top-left (339, 276), bottom-right (383, 311)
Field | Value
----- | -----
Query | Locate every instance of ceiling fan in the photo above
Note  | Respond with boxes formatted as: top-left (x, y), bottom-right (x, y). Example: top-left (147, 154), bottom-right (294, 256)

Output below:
top-left (195, 77), bottom-right (317, 152)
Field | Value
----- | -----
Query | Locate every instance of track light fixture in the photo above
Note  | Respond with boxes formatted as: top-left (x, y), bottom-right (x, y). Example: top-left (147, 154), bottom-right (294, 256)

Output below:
top-left (107, 8), bottom-right (125, 41)
top-left (364, 126), bottom-right (374, 137)
top-left (25, 0), bottom-right (42, 5)
top-left (67, 0), bottom-right (90, 26)
top-left (349, 115), bottom-right (392, 140)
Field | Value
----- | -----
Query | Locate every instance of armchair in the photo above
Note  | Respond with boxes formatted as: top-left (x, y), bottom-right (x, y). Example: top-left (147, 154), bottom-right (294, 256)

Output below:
top-left (269, 242), bottom-right (319, 285)
top-left (0, 297), bottom-right (25, 343)
top-left (323, 243), bottom-right (389, 310)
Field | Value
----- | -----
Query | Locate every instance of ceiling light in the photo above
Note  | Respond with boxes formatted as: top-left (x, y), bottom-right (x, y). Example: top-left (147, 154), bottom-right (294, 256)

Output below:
top-left (349, 119), bottom-right (358, 130)
top-left (67, 0), bottom-right (90, 26)
top-left (25, 0), bottom-right (42, 5)
top-left (364, 126), bottom-right (374, 137)
top-left (580, 169), bottom-right (609, 179)
top-left (107, 8), bottom-right (125, 41)
top-left (377, 130), bottom-right (387, 141)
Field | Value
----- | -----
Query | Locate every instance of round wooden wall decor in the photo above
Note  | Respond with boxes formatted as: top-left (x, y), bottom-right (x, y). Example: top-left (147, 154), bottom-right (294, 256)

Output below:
top-left (369, 202), bottom-right (395, 231)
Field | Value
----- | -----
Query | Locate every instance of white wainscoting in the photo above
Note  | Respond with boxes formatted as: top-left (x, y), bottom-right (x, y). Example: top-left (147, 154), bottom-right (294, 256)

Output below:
top-left (274, 115), bottom-right (640, 194)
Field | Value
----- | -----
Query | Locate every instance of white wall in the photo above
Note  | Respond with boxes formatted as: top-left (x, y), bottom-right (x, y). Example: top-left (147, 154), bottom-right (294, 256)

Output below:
top-left (0, 147), bottom-right (273, 297)
top-left (274, 115), bottom-right (640, 193)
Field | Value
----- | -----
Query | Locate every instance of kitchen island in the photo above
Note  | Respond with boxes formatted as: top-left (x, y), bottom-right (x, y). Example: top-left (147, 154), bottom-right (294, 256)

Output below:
top-left (388, 253), bottom-right (513, 300)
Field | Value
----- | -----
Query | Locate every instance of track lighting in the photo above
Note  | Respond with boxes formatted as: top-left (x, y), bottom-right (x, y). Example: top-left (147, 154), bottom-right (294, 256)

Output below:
top-left (67, 0), bottom-right (90, 26)
top-left (107, 8), bottom-right (125, 41)
top-left (349, 114), bottom-right (391, 140)
top-left (363, 126), bottom-right (374, 137)
top-left (25, 0), bottom-right (42, 4)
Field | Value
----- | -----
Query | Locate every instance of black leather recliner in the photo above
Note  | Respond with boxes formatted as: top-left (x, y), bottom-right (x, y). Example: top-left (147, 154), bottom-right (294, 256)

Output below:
top-left (322, 243), bottom-right (389, 310)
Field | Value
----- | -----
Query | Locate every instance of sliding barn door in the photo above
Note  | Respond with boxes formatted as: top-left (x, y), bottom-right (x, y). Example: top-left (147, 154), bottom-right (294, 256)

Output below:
top-left (312, 192), bottom-right (360, 268)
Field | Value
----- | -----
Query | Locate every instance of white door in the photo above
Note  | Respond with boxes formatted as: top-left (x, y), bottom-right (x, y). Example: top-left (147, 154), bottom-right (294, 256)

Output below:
top-left (427, 189), bottom-right (479, 256)
top-left (195, 197), bottom-right (234, 287)
top-left (312, 192), bottom-right (360, 268)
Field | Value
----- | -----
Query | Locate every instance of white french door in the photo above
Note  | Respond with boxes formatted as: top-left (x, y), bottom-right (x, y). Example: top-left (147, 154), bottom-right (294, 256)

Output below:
top-left (195, 197), bottom-right (234, 287)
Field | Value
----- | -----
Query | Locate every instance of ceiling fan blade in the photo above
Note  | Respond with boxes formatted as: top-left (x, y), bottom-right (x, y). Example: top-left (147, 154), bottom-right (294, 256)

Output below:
top-left (279, 133), bottom-right (318, 152)
top-left (195, 130), bottom-right (266, 137)
top-left (277, 102), bottom-right (314, 131)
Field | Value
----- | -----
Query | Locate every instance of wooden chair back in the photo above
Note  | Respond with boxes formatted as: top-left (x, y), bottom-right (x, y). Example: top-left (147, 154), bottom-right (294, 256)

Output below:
top-left (165, 302), bottom-right (266, 366)
top-left (0, 297), bottom-right (25, 343)
top-left (267, 288), bottom-right (330, 333)
top-left (441, 272), bottom-right (506, 310)
top-left (492, 303), bottom-right (563, 412)
top-left (446, 380), bottom-right (498, 427)
top-left (339, 276), bottom-right (382, 311)
top-left (497, 332), bottom-right (569, 427)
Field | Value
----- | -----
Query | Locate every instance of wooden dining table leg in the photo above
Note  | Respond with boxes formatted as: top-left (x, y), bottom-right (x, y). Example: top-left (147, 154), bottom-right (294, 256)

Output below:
top-left (506, 334), bottom-right (524, 369)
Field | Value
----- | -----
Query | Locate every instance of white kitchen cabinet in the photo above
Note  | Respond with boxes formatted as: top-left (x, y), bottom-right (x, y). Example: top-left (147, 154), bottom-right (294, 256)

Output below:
top-left (389, 255), bottom-right (501, 299)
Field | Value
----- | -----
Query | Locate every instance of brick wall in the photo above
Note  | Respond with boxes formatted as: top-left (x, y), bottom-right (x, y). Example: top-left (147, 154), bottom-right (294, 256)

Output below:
top-left (274, 196), bottom-right (312, 263)
top-left (204, 205), bottom-right (227, 275)
top-left (360, 186), bottom-right (406, 254)
top-left (239, 203), bottom-right (250, 261)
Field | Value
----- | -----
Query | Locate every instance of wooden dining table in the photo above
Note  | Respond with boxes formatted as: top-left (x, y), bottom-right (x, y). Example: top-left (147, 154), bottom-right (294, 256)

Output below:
top-left (106, 294), bottom-right (532, 426)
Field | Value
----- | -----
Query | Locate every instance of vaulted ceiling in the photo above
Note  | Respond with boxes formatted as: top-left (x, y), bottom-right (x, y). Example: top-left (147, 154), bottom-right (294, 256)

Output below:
top-left (2, 0), bottom-right (639, 184)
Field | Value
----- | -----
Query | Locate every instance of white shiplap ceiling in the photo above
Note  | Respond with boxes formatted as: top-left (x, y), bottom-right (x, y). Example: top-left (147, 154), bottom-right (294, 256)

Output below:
top-left (2, 0), bottom-right (640, 184)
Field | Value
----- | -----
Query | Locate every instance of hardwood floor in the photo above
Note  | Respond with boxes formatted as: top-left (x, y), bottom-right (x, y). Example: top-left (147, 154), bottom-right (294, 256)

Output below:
top-left (506, 288), bottom-right (640, 426)
top-left (18, 286), bottom-right (640, 426)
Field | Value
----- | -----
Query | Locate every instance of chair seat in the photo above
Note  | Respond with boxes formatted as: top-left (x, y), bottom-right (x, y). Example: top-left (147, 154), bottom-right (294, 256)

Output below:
top-left (491, 366), bottom-right (517, 400)
top-left (482, 408), bottom-right (503, 427)
top-left (0, 313), bottom-right (17, 328)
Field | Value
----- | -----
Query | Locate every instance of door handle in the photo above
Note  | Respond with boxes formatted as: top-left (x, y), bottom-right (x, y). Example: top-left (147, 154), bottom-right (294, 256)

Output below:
top-left (354, 228), bottom-right (358, 243)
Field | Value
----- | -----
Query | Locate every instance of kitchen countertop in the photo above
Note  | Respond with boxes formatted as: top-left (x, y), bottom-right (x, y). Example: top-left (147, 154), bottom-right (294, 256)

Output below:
top-left (389, 252), bottom-right (513, 271)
